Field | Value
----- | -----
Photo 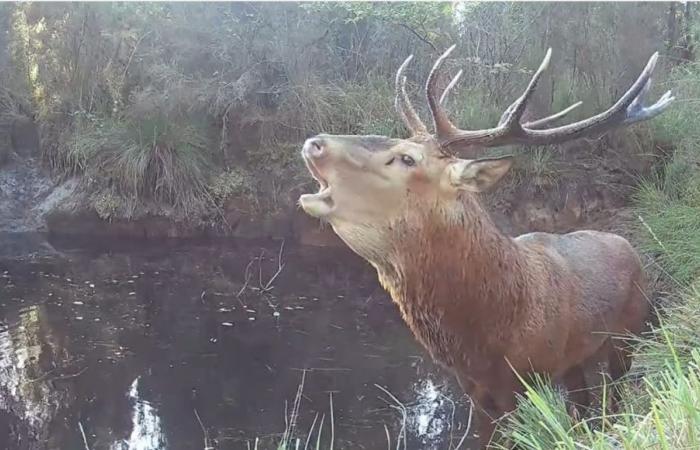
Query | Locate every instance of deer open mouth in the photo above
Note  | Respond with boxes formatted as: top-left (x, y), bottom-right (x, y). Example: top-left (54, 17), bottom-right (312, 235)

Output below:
top-left (299, 152), bottom-right (335, 217)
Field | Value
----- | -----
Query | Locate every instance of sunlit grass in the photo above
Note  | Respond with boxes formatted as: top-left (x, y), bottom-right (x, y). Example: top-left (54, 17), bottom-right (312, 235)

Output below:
top-left (498, 345), bottom-right (700, 450)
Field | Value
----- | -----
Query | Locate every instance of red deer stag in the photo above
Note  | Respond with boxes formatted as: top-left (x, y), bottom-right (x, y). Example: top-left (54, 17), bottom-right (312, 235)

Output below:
top-left (298, 45), bottom-right (673, 448)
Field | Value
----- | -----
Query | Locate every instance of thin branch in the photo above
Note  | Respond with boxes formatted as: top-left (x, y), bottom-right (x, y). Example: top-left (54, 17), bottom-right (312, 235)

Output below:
top-left (120, 31), bottom-right (153, 87)
top-left (329, 392), bottom-right (335, 450)
top-left (303, 412), bottom-right (319, 450)
top-left (453, 397), bottom-right (474, 450)
top-left (282, 370), bottom-right (307, 446)
top-left (374, 384), bottom-right (408, 450)
top-left (78, 421), bottom-right (90, 450)
top-left (260, 240), bottom-right (285, 292)
top-left (236, 258), bottom-right (256, 300)
top-left (194, 409), bottom-right (214, 450)
top-left (398, 23), bottom-right (437, 51)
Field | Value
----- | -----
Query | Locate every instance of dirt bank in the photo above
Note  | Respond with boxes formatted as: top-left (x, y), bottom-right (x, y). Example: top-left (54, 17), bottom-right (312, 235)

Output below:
top-left (0, 119), bottom-right (663, 246)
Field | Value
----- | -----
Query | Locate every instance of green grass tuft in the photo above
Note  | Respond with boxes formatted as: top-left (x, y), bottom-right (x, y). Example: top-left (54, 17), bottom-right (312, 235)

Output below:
top-left (498, 346), bottom-right (700, 450)
top-left (68, 116), bottom-right (215, 218)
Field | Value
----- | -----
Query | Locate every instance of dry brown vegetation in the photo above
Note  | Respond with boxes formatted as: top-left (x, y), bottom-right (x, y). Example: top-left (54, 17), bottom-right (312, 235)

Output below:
top-left (1, 2), bottom-right (694, 224)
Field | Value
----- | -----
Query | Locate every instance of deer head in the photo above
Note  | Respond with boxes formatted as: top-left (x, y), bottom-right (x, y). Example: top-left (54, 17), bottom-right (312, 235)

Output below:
top-left (298, 45), bottom-right (673, 261)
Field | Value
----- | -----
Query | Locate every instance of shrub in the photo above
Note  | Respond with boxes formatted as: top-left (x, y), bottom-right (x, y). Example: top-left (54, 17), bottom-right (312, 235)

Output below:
top-left (68, 115), bottom-right (215, 218)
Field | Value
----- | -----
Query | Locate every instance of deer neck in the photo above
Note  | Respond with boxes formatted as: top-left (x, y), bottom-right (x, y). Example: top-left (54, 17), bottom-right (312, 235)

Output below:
top-left (372, 196), bottom-right (530, 363)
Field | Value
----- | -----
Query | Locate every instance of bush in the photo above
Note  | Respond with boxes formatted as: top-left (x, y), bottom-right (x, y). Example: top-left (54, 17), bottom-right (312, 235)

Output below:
top-left (68, 115), bottom-right (215, 218)
top-left (208, 168), bottom-right (256, 208)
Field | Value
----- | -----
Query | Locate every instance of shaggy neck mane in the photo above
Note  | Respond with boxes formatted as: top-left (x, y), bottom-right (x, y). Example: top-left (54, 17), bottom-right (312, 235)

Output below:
top-left (374, 194), bottom-right (531, 364)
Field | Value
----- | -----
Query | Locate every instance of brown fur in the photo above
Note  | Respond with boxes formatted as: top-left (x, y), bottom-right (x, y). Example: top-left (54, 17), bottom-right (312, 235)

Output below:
top-left (370, 194), bottom-right (649, 447)
top-left (298, 133), bottom-right (650, 448)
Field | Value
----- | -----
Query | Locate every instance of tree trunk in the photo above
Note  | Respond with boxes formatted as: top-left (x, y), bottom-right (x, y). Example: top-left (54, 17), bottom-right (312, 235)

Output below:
top-left (681, 2), bottom-right (695, 61)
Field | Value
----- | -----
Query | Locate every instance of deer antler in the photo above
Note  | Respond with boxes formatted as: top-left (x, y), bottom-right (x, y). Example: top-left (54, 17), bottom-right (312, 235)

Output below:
top-left (400, 45), bottom-right (674, 152)
top-left (437, 65), bottom-right (582, 129)
top-left (395, 55), bottom-right (428, 135)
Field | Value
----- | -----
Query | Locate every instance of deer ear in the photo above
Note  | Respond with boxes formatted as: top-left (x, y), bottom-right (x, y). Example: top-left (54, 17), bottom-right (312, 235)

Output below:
top-left (449, 155), bottom-right (513, 192)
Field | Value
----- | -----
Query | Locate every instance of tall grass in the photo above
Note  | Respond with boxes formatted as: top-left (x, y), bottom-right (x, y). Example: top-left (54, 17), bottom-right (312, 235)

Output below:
top-left (67, 116), bottom-right (215, 218)
top-left (247, 372), bottom-right (337, 450)
top-left (634, 60), bottom-right (700, 285)
top-left (498, 346), bottom-right (700, 450)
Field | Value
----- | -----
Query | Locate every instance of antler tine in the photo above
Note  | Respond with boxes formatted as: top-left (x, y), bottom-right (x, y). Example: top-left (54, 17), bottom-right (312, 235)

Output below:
top-left (499, 48), bottom-right (552, 128)
top-left (395, 54), bottom-right (428, 135)
top-left (524, 101), bottom-right (582, 129)
top-left (439, 69), bottom-right (463, 105)
top-left (426, 44), bottom-right (460, 136)
top-left (400, 76), bottom-right (428, 134)
top-left (434, 55), bottom-right (567, 128)
top-left (437, 50), bottom-right (674, 150)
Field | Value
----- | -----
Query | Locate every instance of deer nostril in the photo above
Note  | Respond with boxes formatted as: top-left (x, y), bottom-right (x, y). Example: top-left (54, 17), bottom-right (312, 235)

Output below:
top-left (305, 137), bottom-right (325, 157)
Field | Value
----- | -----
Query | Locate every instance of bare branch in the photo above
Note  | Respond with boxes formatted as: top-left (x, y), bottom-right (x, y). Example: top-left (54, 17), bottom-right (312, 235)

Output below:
top-left (236, 258), bottom-right (256, 300)
top-left (398, 23), bottom-right (437, 51)
top-left (260, 240), bottom-right (285, 292)
top-left (194, 409), bottom-right (214, 450)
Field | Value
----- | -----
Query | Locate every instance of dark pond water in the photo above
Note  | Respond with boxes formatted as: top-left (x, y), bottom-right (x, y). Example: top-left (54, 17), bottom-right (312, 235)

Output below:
top-left (0, 234), bottom-right (472, 450)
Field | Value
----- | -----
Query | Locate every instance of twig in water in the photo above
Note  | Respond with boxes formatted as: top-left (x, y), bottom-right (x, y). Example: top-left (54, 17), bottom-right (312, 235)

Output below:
top-left (374, 384), bottom-right (408, 450)
top-left (281, 369), bottom-right (306, 446)
top-left (236, 258), bottom-right (256, 301)
top-left (439, 391), bottom-right (457, 448)
top-left (78, 421), bottom-right (90, 450)
top-left (260, 240), bottom-right (286, 292)
top-left (194, 408), bottom-right (214, 450)
top-left (303, 412), bottom-right (319, 450)
top-left (257, 249), bottom-right (265, 289)
top-left (315, 414), bottom-right (325, 449)
top-left (53, 367), bottom-right (89, 381)
top-left (26, 366), bottom-right (88, 385)
top-left (453, 397), bottom-right (474, 450)
top-left (329, 392), bottom-right (335, 450)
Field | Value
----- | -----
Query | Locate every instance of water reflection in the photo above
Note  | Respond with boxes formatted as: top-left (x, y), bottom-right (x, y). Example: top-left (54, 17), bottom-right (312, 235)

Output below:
top-left (0, 237), bottom-right (471, 449)
top-left (111, 377), bottom-right (166, 450)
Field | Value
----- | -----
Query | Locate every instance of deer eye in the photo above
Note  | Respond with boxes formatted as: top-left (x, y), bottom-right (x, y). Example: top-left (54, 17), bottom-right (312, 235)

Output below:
top-left (400, 155), bottom-right (416, 167)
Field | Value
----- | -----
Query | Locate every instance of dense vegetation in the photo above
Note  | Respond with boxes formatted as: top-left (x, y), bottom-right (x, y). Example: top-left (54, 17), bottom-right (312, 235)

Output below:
top-left (2, 2), bottom-right (700, 448)
top-left (1, 2), bottom-right (693, 224)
